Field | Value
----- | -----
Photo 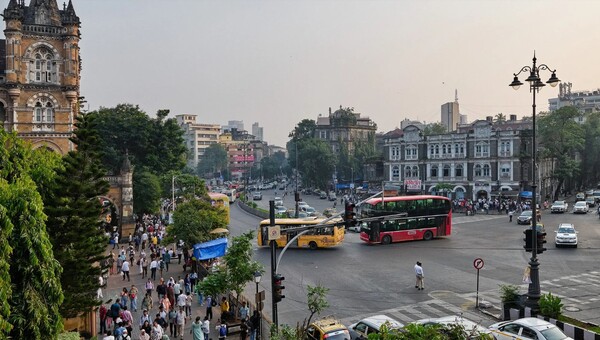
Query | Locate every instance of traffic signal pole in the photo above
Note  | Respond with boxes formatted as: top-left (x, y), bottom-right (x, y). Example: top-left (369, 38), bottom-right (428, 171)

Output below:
top-left (269, 201), bottom-right (278, 330)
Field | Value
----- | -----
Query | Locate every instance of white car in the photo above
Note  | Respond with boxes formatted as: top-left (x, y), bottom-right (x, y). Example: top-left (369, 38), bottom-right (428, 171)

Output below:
top-left (298, 201), bottom-right (310, 209)
top-left (555, 223), bottom-right (578, 248)
top-left (572, 201), bottom-right (588, 213)
top-left (275, 206), bottom-right (288, 215)
top-left (415, 315), bottom-right (490, 337)
top-left (550, 201), bottom-right (568, 213)
top-left (348, 222), bottom-right (363, 233)
top-left (348, 315), bottom-right (403, 339)
top-left (274, 197), bottom-right (283, 206)
top-left (489, 317), bottom-right (572, 340)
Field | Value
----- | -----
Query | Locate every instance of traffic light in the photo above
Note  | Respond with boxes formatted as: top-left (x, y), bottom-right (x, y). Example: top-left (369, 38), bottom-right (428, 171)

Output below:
top-left (273, 274), bottom-right (285, 303)
top-left (344, 203), bottom-right (357, 229)
top-left (536, 228), bottom-right (547, 254)
top-left (523, 229), bottom-right (533, 252)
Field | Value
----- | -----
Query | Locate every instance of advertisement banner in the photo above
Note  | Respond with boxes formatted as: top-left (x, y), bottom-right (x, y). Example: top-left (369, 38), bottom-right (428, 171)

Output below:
top-left (404, 179), bottom-right (422, 191)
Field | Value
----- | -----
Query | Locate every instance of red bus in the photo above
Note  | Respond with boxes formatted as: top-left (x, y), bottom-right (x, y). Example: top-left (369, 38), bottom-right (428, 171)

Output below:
top-left (359, 195), bottom-right (452, 244)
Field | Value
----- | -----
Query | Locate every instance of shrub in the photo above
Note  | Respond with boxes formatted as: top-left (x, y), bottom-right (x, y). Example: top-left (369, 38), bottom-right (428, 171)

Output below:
top-left (540, 292), bottom-right (563, 319)
top-left (499, 284), bottom-right (520, 306)
top-left (58, 332), bottom-right (81, 340)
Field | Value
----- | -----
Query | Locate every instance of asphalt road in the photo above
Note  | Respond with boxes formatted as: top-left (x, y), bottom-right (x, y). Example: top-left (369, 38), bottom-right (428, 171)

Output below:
top-left (233, 193), bottom-right (600, 327)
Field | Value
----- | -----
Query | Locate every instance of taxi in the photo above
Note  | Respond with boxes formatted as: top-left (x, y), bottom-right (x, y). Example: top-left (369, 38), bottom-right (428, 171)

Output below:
top-left (306, 318), bottom-right (350, 340)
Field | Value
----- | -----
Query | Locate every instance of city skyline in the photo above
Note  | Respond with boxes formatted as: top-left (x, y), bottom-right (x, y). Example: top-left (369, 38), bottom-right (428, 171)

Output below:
top-left (71, 0), bottom-right (600, 146)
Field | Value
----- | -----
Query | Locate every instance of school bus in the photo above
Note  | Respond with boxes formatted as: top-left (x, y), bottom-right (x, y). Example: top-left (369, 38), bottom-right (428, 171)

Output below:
top-left (257, 217), bottom-right (344, 250)
top-left (208, 192), bottom-right (230, 224)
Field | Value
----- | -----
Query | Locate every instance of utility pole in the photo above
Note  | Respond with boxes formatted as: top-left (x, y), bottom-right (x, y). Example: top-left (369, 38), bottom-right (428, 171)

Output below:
top-left (269, 200), bottom-right (278, 330)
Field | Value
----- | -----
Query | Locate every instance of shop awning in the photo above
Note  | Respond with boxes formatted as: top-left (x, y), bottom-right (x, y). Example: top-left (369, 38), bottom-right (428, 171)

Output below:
top-left (519, 191), bottom-right (533, 199)
top-left (193, 237), bottom-right (228, 261)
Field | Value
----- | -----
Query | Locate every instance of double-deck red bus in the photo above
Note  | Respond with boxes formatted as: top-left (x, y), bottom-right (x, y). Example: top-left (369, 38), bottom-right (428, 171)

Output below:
top-left (359, 195), bottom-right (452, 244)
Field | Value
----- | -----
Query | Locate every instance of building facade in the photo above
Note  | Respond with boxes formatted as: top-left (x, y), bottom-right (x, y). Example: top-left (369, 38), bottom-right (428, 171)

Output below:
top-left (251, 121), bottom-right (263, 141)
top-left (441, 101), bottom-right (460, 132)
top-left (548, 82), bottom-right (600, 124)
top-left (383, 115), bottom-right (541, 201)
top-left (176, 114), bottom-right (221, 169)
top-left (314, 106), bottom-right (377, 153)
top-left (0, 0), bottom-right (81, 155)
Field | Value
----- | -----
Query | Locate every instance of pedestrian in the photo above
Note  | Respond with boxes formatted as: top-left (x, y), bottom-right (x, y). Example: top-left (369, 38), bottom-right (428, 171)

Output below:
top-left (99, 300), bottom-right (109, 335)
top-left (176, 307), bottom-right (186, 339)
top-left (190, 316), bottom-right (204, 340)
top-left (185, 292), bottom-right (193, 318)
top-left (139, 328), bottom-right (150, 340)
top-left (240, 317), bottom-right (248, 340)
top-left (249, 310), bottom-right (260, 340)
top-left (120, 288), bottom-right (129, 308)
top-left (205, 296), bottom-right (213, 320)
top-left (509, 210), bottom-right (513, 222)
top-left (159, 258), bottom-right (165, 278)
top-left (142, 293), bottom-right (153, 311)
top-left (202, 316), bottom-right (210, 340)
top-left (122, 259), bottom-right (131, 282)
top-left (414, 261), bottom-right (424, 290)
top-left (157, 279), bottom-right (167, 300)
top-left (97, 275), bottom-right (104, 300)
top-left (163, 250), bottom-right (171, 272)
top-left (216, 319), bottom-right (227, 340)
top-left (102, 330), bottom-right (115, 340)
top-left (145, 278), bottom-right (154, 297)
top-left (129, 285), bottom-right (138, 312)
top-left (168, 307), bottom-right (177, 337)
top-left (151, 319), bottom-right (164, 340)
top-left (139, 309), bottom-right (151, 330)
top-left (150, 259), bottom-right (158, 281)
top-left (239, 301), bottom-right (249, 321)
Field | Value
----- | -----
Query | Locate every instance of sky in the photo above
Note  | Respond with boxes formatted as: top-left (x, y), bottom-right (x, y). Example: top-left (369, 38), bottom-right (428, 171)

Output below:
top-left (59, 0), bottom-right (600, 146)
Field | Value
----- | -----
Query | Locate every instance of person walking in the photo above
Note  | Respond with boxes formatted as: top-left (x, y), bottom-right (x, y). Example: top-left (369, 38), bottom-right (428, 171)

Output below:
top-left (99, 300), bottom-right (108, 335)
top-left (414, 261), bottom-right (424, 290)
top-left (509, 210), bottom-right (514, 222)
top-left (190, 316), bottom-right (204, 340)
top-left (201, 316), bottom-right (210, 340)
top-left (145, 278), bottom-right (154, 297)
top-left (216, 319), bottom-right (227, 340)
top-left (176, 307), bottom-right (186, 339)
top-left (129, 285), bottom-right (138, 312)
top-left (141, 293), bottom-right (153, 312)
top-left (249, 310), bottom-right (260, 340)
top-left (205, 296), bottom-right (214, 320)
top-left (150, 258), bottom-right (158, 281)
top-left (168, 307), bottom-right (177, 338)
top-left (122, 259), bottom-right (131, 282)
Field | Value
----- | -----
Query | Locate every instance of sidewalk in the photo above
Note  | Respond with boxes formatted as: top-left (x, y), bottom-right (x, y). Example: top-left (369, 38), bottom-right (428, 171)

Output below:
top-left (100, 244), bottom-right (223, 340)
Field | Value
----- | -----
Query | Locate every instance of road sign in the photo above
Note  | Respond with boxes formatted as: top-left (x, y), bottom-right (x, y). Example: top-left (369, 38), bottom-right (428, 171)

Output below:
top-left (473, 258), bottom-right (484, 270)
top-left (268, 226), bottom-right (281, 241)
top-left (474, 257), bottom-right (484, 308)
top-left (255, 290), bottom-right (265, 303)
top-left (257, 301), bottom-right (264, 311)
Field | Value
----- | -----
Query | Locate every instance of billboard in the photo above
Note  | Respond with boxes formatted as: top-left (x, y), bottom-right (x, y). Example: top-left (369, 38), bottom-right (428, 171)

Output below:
top-left (404, 179), bottom-right (422, 191)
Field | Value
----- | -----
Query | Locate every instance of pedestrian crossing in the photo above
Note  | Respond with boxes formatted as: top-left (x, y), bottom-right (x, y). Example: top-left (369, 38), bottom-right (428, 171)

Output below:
top-left (453, 214), bottom-right (505, 225)
top-left (339, 297), bottom-right (497, 328)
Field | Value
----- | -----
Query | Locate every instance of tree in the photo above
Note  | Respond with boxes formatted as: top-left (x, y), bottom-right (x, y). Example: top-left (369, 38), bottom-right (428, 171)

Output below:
top-left (133, 168), bottom-right (162, 214)
top-left (197, 143), bottom-right (228, 177)
top-left (433, 183), bottom-right (454, 196)
top-left (296, 139), bottom-right (335, 189)
top-left (167, 197), bottom-right (227, 246)
top-left (160, 172), bottom-right (207, 201)
top-left (494, 113), bottom-right (507, 124)
top-left (579, 111), bottom-right (600, 187)
top-left (538, 106), bottom-right (585, 200)
top-left (222, 232), bottom-right (263, 303)
top-left (288, 119), bottom-right (316, 142)
top-left (44, 113), bottom-right (111, 318)
top-left (89, 104), bottom-right (187, 175)
top-left (304, 285), bottom-right (329, 331)
top-left (0, 131), bottom-right (64, 339)
top-left (422, 122), bottom-right (447, 135)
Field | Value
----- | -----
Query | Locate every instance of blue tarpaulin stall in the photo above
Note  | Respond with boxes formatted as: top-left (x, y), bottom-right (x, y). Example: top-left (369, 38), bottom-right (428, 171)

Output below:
top-left (193, 237), bottom-right (228, 260)
top-left (519, 191), bottom-right (533, 199)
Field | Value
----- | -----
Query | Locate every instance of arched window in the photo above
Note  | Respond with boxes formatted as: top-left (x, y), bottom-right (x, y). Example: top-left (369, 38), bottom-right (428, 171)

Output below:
top-left (406, 145), bottom-right (417, 160)
top-left (430, 165), bottom-right (438, 178)
top-left (434, 145), bottom-right (439, 155)
top-left (392, 166), bottom-right (400, 180)
top-left (483, 164), bottom-right (491, 176)
top-left (32, 100), bottom-right (54, 123)
top-left (474, 164), bottom-right (482, 177)
top-left (454, 143), bottom-right (459, 154)
top-left (0, 102), bottom-right (5, 126)
top-left (405, 166), bottom-right (411, 178)
top-left (412, 166), bottom-right (419, 178)
top-left (29, 48), bottom-right (56, 83)
top-left (443, 164), bottom-right (451, 177)
top-left (455, 164), bottom-right (463, 177)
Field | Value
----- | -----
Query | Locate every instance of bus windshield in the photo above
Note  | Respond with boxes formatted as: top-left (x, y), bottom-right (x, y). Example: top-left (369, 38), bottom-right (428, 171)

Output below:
top-left (257, 218), bottom-right (344, 250)
top-left (359, 195), bottom-right (452, 245)
top-left (208, 192), bottom-right (230, 224)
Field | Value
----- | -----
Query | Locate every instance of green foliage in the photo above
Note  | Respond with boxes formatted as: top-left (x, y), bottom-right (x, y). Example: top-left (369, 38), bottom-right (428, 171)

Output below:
top-left (58, 332), bottom-right (82, 340)
top-left (223, 231), bottom-right (263, 300)
top-left (423, 122), bottom-right (447, 136)
top-left (161, 172), bottom-right (207, 201)
top-left (305, 285), bottom-right (329, 327)
top-left (539, 292), bottom-right (563, 319)
top-left (270, 323), bottom-right (300, 340)
top-left (196, 270), bottom-right (228, 299)
top-left (254, 151), bottom-right (287, 180)
top-left (168, 198), bottom-right (227, 246)
top-left (88, 104), bottom-right (187, 175)
top-left (288, 119), bottom-right (316, 142)
top-left (330, 107), bottom-right (357, 127)
top-left (133, 169), bottom-right (162, 214)
top-left (197, 143), bottom-right (228, 177)
top-left (494, 113), bottom-right (507, 124)
top-left (0, 131), bottom-right (64, 339)
top-left (499, 284), bottom-right (520, 305)
top-left (368, 322), bottom-right (493, 339)
top-left (44, 113), bottom-right (111, 318)
top-left (289, 138), bottom-right (335, 189)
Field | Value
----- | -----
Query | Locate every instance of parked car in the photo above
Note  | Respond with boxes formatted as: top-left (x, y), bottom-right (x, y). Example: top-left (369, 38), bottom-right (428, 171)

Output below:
top-left (517, 210), bottom-right (533, 225)
top-left (576, 192), bottom-right (585, 201)
top-left (415, 315), bottom-right (490, 338)
top-left (307, 318), bottom-right (350, 340)
top-left (348, 315), bottom-right (403, 339)
top-left (573, 201), bottom-right (589, 214)
top-left (489, 317), bottom-right (572, 340)
top-left (252, 192), bottom-right (262, 200)
top-left (586, 196), bottom-right (596, 207)
top-left (555, 223), bottom-right (578, 248)
top-left (319, 191), bottom-right (327, 199)
top-left (304, 206), bottom-right (317, 216)
top-left (275, 206), bottom-right (288, 215)
top-left (274, 197), bottom-right (283, 206)
top-left (298, 201), bottom-right (310, 209)
top-left (550, 200), bottom-right (568, 213)
top-left (329, 193), bottom-right (337, 201)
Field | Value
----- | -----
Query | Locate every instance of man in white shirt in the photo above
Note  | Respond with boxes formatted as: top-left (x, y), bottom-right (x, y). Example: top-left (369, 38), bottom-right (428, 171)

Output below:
top-left (177, 292), bottom-right (187, 310)
top-left (121, 259), bottom-right (130, 281)
top-left (414, 261), bottom-right (424, 290)
top-left (150, 259), bottom-right (158, 281)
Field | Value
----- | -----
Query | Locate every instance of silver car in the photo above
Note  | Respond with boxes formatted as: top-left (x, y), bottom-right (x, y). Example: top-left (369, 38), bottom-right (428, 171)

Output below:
top-left (489, 317), bottom-right (572, 340)
top-left (555, 223), bottom-right (578, 248)
top-left (572, 201), bottom-right (588, 214)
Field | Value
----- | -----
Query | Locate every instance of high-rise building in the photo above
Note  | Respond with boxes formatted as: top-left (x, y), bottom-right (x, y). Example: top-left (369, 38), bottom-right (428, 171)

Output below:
top-left (441, 101), bottom-right (460, 132)
top-left (0, 0), bottom-right (81, 154)
top-left (252, 122), bottom-right (263, 141)
top-left (176, 114), bottom-right (221, 169)
top-left (222, 120), bottom-right (244, 133)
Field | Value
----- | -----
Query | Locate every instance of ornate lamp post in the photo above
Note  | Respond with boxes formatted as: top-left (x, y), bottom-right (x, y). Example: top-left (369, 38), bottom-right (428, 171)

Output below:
top-left (509, 52), bottom-right (560, 312)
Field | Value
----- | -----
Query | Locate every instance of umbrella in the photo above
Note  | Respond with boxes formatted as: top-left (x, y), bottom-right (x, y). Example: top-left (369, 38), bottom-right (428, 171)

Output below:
top-left (210, 228), bottom-right (230, 234)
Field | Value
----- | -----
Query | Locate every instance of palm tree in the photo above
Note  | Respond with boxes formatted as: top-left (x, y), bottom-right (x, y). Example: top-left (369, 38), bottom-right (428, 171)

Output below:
top-left (494, 113), bottom-right (507, 124)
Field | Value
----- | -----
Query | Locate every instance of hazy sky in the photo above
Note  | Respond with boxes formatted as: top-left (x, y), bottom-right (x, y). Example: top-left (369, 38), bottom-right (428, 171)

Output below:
top-left (67, 0), bottom-right (600, 146)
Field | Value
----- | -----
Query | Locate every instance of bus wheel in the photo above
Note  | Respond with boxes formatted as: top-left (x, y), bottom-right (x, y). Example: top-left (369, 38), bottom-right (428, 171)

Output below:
top-left (382, 235), bottom-right (392, 245)
top-left (423, 231), bottom-right (433, 241)
top-left (309, 241), bottom-right (318, 250)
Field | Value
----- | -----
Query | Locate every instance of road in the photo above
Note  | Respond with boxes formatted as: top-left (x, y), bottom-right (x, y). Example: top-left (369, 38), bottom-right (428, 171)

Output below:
top-left (232, 192), bottom-right (600, 327)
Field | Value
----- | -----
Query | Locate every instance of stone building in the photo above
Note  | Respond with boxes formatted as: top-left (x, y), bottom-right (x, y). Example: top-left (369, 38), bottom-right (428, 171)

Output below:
top-left (0, 0), bottom-right (81, 155)
top-left (383, 115), bottom-right (542, 201)
top-left (315, 106), bottom-right (377, 153)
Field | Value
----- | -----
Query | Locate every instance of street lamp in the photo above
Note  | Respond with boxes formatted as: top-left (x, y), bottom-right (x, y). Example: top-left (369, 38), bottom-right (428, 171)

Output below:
top-left (253, 271), bottom-right (262, 340)
top-left (509, 52), bottom-right (559, 313)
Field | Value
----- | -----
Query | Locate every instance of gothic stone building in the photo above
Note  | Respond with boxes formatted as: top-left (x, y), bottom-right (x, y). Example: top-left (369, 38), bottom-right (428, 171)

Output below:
top-left (383, 116), bottom-right (537, 201)
top-left (0, 0), bottom-right (81, 155)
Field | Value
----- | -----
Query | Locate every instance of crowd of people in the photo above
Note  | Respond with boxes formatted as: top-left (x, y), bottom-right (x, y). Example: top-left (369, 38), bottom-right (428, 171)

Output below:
top-left (99, 214), bottom-right (261, 340)
top-left (452, 197), bottom-right (543, 216)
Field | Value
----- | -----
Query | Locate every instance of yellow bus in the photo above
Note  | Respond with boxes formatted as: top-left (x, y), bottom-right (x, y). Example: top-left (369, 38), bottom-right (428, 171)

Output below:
top-left (208, 192), bottom-right (230, 224)
top-left (257, 218), bottom-right (345, 250)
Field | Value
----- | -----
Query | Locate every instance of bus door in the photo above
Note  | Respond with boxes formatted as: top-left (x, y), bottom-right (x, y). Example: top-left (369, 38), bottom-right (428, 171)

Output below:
top-left (370, 221), bottom-right (380, 242)
top-left (287, 231), bottom-right (299, 247)
top-left (261, 226), bottom-right (268, 246)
